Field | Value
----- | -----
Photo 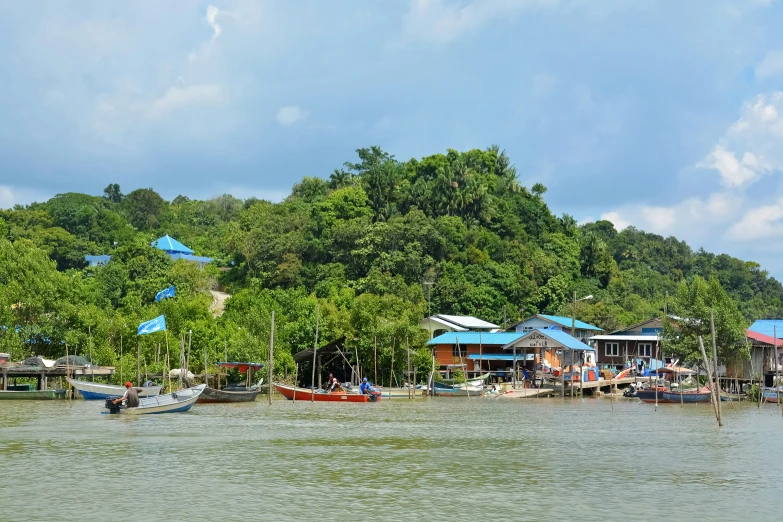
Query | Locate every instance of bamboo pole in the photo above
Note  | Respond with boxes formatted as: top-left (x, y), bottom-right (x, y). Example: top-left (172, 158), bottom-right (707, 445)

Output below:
top-left (204, 344), bottom-right (208, 387)
top-left (390, 338), bottom-right (395, 391)
top-left (119, 334), bottom-right (123, 384)
top-left (165, 330), bottom-right (171, 392)
top-left (710, 311), bottom-right (723, 424)
top-left (776, 326), bottom-right (782, 414)
top-left (698, 336), bottom-right (721, 426)
top-left (178, 335), bottom-right (184, 390)
top-left (88, 325), bottom-right (93, 382)
top-left (759, 344), bottom-right (765, 408)
top-left (311, 305), bottom-right (319, 402)
top-left (137, 339), bottom-right (141, 386)
top-left (407, 335), bottom-right (411, 400)
top-left (654, 339), bottom-right (659, 410)
top-left (374, 336), bottom-right (377, 385)
top-left (268, 311), bottom-right (275, 405)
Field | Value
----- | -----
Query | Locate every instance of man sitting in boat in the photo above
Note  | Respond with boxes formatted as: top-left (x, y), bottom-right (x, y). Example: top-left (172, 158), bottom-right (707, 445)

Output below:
top-left (327, 376), bottom-right (341, 393)
top-left (113, 382), bottom-right (140, 408)
top-left (359, 377), bottom-right (372, 395)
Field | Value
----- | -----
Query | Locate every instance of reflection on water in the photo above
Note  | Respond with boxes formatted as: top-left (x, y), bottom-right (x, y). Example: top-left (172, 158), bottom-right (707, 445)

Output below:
top-left (1, 397), bottom-right (782, 521)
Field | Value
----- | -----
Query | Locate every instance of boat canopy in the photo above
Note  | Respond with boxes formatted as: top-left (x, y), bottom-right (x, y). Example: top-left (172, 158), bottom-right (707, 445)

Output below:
top-left (218, 362), bottom-right (264, 374)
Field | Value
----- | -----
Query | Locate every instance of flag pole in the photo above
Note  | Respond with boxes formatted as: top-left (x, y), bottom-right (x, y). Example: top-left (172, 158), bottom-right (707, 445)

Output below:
top-left (165, 330), bottom-right (171, 392)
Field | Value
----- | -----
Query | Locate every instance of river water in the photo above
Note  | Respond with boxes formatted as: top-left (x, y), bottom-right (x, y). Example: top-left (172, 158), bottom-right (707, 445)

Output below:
top-left (1, 396), bottom-right (782, 521)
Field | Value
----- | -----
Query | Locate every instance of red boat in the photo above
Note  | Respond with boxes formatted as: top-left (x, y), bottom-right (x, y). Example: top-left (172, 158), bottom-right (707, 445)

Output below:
top-left (273, 383), bottom-right (380, 402)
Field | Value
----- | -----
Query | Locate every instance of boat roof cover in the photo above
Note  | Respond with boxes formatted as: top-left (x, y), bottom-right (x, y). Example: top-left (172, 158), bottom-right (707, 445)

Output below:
top-left (218, 361), bottom-right (264, 373)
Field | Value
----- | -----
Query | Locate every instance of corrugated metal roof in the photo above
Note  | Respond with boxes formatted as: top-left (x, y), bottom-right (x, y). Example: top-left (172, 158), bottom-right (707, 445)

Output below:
top-left (508, 328), bottom-right (595, 351)
top-left (151, 235), bottom-right (194, 254)
top-left (746, 329), bottom-right (783, 346)
top-left (537, 314), bottom-right (603, 331)
top-left (427, 332), bottom-right (524, 346)
top-left (749, 320), bottom-right (783, 339)
top-left (589, 335), bottom-right (659, 341)
top-left (435, 314), bottom-right (499, 329)
top-left (168, 253), bottom-right (214, 264)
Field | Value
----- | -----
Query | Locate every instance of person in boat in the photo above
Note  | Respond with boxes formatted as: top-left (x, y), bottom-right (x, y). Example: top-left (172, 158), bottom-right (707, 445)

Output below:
top-left (327, 376), bottom-right (341, 393)
top-left (359, 377), bottom-right (373, 395)
top-left (143, 379), bottom-right (154, 387)
top-left (324, 373), bottom-right (335, 390)
top-left (113, 381), bottom-right (140, 408)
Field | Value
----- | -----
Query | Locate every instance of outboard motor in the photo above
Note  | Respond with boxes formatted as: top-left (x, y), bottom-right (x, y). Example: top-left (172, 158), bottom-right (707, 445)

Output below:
top-left (105, 398), bottom-right (121, 414)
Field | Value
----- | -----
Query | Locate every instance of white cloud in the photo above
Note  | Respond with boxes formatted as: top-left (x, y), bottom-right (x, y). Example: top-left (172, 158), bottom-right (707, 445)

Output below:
top-left (599, 211), bottom-right (630, 231)
top-left (0, 186), bottom-right (50, 209)
top-left (757, 50), bottom-right (783, 79)
top-left (727, 198), bottom-right (783, 241)
top-left (206, 5), bottom-right (222, 40)
top-left (401, 0), bottom-right (556, 44)
top-left (147, 84), bottom-right (222, 119)
top-left (697, 91), bottom-right (783, 187)
top-left (276, 105), bottom-right (309, 126)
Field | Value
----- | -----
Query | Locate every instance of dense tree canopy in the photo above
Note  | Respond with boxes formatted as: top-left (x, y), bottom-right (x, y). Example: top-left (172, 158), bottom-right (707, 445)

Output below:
top-left (1, 145), bottom-right (779, 384)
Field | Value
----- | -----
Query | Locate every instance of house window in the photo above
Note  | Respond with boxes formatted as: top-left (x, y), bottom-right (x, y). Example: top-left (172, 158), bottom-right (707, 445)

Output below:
top-left (453, 345), bottom-right (465, 358)
top-left (605, 342), bottom-right (619, 357)
top-left (639, 343), bottom-right (652, 358)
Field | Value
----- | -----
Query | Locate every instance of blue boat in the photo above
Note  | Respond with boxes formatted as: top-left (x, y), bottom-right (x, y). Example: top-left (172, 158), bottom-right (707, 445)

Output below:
top-left (68, 378), bottom-right (162, 400)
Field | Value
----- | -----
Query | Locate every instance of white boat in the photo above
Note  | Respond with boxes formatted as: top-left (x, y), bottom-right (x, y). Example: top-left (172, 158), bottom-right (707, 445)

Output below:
top-left (68, 378), bottom-right (163, 400)
top-left (104, 384), bottom-right (206, 415)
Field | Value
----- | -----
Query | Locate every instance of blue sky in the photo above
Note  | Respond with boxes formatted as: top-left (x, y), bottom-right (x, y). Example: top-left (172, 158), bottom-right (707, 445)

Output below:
top-left (2, 1), bottom-right (783, 275)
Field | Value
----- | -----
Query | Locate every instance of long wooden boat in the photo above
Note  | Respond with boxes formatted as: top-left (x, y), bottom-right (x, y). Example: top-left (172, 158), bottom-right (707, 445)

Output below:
top-left (441, 372), bottom-right (491, 386)
top-left (104, 384), bottom-right (206, 415)
top-left (196, 386), bottom-right (259, 403)
top-left (762, 387), bottom-right (783, 403)
top-left (273, 383), bottom-right (380, 402)
top-left (67, 378), bottom-right (162, 400)
top-left (433, 381), bottom-right (484, 397)
top-left (0, 389), bottom-right (66, 400)
top-left (639, 387), bottom-right (713, 404)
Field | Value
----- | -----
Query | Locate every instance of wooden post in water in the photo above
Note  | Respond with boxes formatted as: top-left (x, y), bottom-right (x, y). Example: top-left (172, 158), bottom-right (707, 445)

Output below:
top-left (759, 343), bottom-right (765, 408)
top-left (710, 311), bottom-right (723, 424)
top-left (137, 339), bottom-right (141, 386)
top-left (293, 363), bottom-right (298, 403)
top-left (268, 311), bottom-right (275, 405)
top-left (119, 334), bottom-right (123, 384)
top-left (311, 305), bottom-right (319, 402)
top-left (698, 336), bottom-right (721, 426)
top-left (178, 335), bottom-right (184, 390)
top-left (407, 335), bottom-right (411, 400)
top-left (186, 330), bottom-right (192, 373)
top-left (65, 343), bottom-right (71, 401)
top-left (88, 325), bottom-right (93, 382)
top-left (203, 345), bottom-right (208, 387)
top-left (654, 339), bottom-right (659, 410)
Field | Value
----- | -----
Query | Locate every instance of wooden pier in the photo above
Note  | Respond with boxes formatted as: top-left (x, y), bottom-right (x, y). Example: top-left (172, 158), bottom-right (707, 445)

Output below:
top-left (498, 377), bottom-right (641, 398)
top-left (1, 365), bottom-right (115, 391)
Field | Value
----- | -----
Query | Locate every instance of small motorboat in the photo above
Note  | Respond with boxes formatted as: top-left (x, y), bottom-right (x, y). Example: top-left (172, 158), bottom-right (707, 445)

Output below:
top-left (198, 362), bottom-right (264, 403)
top-left (103, 384), bottom-right (206, 414)
top-left (433, 381), bottom-right (484, 397)
top-left (273, 383), bottom-right (380, 402)
top-left (68, 378), bottom-right (162, 400)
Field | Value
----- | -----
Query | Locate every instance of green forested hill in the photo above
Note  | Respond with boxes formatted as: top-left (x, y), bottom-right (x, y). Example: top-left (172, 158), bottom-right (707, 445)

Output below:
top-left (0, 146), bottom-right (779, 380)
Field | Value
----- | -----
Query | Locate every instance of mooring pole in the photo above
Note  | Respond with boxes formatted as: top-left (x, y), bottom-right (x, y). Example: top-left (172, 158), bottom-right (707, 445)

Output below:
top-left (269, 311), bottom-right (275, 405)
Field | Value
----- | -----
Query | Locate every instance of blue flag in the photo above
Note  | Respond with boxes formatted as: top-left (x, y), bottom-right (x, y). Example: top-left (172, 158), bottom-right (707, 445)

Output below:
top-left (155, 285), bottom-right (176, 302)
top-left (138, 315), bottom-right (166, 335)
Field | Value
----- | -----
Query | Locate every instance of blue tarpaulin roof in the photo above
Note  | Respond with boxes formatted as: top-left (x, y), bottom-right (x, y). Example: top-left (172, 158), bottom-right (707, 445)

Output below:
top-left (427, 332), bottom-right (524, 346)
top-left (536, 314), bottom-right (603, 331)
top-left (749, 320), bottom-right (783, 338)
top-left (466, 353), bottom-right (534, 361)
top-left (151, 235), bottom-right (194, 254)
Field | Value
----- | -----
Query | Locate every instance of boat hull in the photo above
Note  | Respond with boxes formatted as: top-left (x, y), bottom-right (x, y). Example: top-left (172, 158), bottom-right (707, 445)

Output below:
top-left (68, 378), bottom-right (162, 400)
top-left (273, 383), bottom-right (378, 402)
top-left (196, 386), bottom-right (259, 403)
top-left (639, 388), bottom-right (713, 404)
top-left (0, 389), bottom-right (66, 400)
top-left (433, 382), bottom-right (484, 397)
top-left (105, 384), bottom-right (206, 415)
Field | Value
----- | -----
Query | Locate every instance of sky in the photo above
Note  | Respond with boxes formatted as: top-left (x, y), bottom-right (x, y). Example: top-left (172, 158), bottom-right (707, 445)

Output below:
top-left (2, 0), bottom-right (783, 275)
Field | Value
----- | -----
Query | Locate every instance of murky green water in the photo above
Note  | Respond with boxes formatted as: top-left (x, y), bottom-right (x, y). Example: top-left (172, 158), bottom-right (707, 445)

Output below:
top-left (1, 396), bottom-right (782, 521)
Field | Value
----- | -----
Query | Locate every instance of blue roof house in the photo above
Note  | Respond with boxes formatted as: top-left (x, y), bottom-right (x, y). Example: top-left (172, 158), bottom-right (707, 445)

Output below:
top-left (510, 314), bottom-right (603, 342)
top-left (151, 235), bottom-right (213, 269)
top-left (84, 255), bottom-right (112, 267)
